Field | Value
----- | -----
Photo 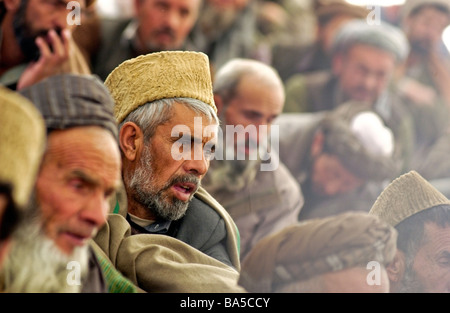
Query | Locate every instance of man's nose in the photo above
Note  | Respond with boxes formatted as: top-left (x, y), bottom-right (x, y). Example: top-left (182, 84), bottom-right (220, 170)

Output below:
top-left (79, 191), bottom-right (108, 229)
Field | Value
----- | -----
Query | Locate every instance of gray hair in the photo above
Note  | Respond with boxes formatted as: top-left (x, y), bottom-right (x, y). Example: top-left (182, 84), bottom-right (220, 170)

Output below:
top-left (332, 20), bottom-right (410, 63)
top-left (213, 58), bottom-right (284, 105)
top-left (119, 97), bottom-right (219, 142)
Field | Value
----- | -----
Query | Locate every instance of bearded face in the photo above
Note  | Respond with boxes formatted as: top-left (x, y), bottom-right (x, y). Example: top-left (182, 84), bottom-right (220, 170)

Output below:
top-left (0, 195), bottom-right (89, 293)
top-left (126, 143), bottom-right (200, 221)
top-left (12, 0), bottom-right (63, 62)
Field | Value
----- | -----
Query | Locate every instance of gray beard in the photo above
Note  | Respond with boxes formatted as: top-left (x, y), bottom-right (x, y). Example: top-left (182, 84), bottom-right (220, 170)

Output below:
top-left (126, 144), bottom-right (198, 221)
top-left (202, 136), bottom-right (261, 193)
top-left (0, 216), bottom-right (89, 293)
top-left (198, 4), bottom-right (240, 40)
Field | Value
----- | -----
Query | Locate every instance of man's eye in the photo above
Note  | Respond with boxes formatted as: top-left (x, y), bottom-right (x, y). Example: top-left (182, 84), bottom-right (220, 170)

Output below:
top-left (204, 144), bottom-right (216, 159)
top-left (69, 179), bottom-right (89, 193)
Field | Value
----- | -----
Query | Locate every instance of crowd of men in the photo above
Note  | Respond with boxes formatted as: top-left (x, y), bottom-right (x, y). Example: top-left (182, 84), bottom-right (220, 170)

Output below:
top-left (1, 0), bottom-right (450, 294)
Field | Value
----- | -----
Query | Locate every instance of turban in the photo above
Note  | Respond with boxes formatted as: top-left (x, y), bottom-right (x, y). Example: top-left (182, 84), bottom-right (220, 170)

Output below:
top-left (332, 19), bottom-right (410, 63)
top-left (239, 211), bottom-right (397, 293)
top-left (19, 74), bottom-right (118, 139)
top-left (369, 171), bottom-right (450, 227)
top-left (104, 51), bottom-right (217, 124)
top-left (0, 86), bottom-right (46, 209)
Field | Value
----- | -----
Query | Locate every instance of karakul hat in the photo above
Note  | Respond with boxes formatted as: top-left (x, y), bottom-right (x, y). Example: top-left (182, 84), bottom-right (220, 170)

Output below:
top-left (104, 51), bottom-right (217, 124)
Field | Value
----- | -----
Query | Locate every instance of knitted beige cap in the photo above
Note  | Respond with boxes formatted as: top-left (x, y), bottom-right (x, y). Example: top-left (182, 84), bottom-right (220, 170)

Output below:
top-left (0, 86), bottom-right (46, 208)
top-left (105, 51), bottom-right (217, 124)
top-left (369, 171), bottom-right (450, 227)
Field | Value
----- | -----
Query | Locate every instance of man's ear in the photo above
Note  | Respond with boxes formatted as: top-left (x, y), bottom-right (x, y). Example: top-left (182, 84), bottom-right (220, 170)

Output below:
top-left (386, 249), bottom-right (406, 287)
top-left (311, 130), bottom-right (325, 157)
top-left (119, 122), bottom-right (143, 162)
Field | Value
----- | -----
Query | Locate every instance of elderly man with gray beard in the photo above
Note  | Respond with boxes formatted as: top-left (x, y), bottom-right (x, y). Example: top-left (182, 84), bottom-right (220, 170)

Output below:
top-left (89, 50), bottom-right (246, 293)
top-left (201, 58), bottom-right (303, 260)
top-left (0, 74), bottom-right (137, 293)
top-left (101, 51), bottom-right (240, 271)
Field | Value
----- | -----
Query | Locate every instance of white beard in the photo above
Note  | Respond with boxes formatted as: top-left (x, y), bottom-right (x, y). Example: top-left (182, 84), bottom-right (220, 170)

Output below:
top-left (0, 217), bottom-right (89, 293)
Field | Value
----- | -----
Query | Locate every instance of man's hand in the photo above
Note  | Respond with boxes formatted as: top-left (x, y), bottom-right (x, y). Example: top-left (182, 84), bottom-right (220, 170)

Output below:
top-left (16, 28), bottom-right (71, 90)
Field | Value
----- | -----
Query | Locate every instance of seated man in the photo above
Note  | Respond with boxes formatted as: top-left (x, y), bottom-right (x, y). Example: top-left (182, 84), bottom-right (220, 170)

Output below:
top-left (0, 74), bottom-right (137, 293)
top-left (103, 51), bottom-right (240, 269)
top-left (397, 0), bottom-right (450, 170)
top-left (92, 0), bottom-right (202, 81)
top-left (276, 102), bottom-right (398, 221)
top-left (370, 170), bottom-right (450, 293)
top-left (239, 211), bottom-right (398, 293)
top-left (0, 86), bottom-right (46, 270)
top-left (283, 20), bottom-right (414, 172)
top-left (202, 58), bottom-right (303, 259)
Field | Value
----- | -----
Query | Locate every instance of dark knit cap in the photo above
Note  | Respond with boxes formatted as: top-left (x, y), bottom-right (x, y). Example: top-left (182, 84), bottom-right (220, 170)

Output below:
top-left (19, 74), bottom-right (118, 139)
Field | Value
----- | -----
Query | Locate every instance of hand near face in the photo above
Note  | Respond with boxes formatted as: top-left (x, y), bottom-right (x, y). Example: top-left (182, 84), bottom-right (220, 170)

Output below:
top-left (17, 28), bottom-right (88, 90)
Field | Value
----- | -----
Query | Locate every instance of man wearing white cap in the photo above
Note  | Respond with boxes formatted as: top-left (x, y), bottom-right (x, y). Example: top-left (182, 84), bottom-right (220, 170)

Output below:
top-left (283, 20), bottom-right (415, 173)
top-left (276, 101), bottom-right (398, 221)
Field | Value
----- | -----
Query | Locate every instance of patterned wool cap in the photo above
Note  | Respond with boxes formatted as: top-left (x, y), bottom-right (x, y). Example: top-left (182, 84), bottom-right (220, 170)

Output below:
top-left (369, 170), bottom-right (450, 227)
top-left (105, 51), bottom-right (217, 124)
top-left (238, 211), bottom-right (397, 293)
top-left (0, 86), bottom-right (46, 209)
top-left (19, 74), bottom-right (118, 139)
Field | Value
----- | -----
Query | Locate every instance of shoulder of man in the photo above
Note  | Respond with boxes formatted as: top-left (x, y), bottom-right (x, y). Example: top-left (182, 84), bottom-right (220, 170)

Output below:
top-left (188, 187), bottom-right (241, 271)
top-left (89, 241), bottom-right (141, 293)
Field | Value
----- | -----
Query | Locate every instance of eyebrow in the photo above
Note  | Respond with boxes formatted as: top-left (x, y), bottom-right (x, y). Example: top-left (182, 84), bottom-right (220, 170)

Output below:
top-left (68, 169), bottom-right (100, 186)
top-left (438, 250), bottom-right (450, 259)
top-left (69, 169), bottom-right (120, 193)
top-left (174, 133), bottom-right (214, 145)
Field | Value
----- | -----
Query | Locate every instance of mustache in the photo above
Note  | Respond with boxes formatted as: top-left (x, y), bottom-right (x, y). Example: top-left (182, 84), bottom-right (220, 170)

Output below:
top-left (163, 174), bottom-right (200, 191)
